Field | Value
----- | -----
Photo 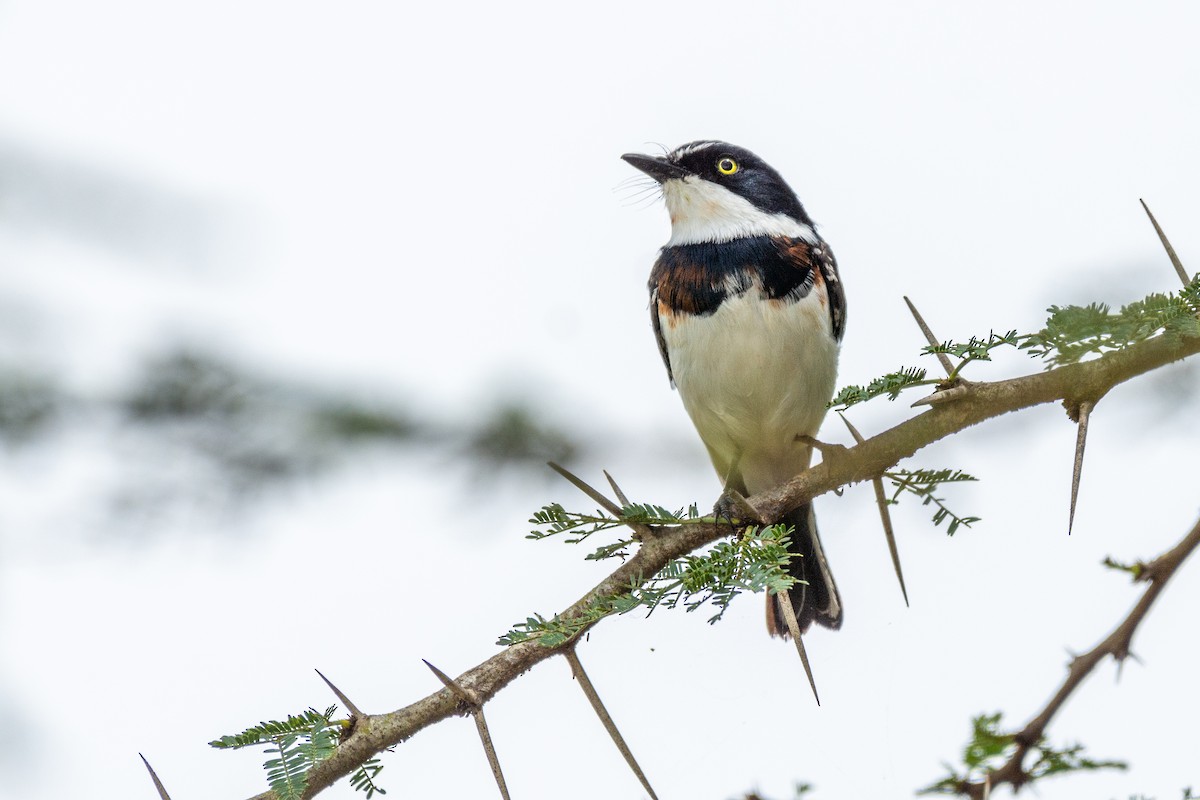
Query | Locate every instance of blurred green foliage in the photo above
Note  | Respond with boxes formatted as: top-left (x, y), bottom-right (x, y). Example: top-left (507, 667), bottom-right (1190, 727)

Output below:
top-left (0, 370), bottom-right (58, 442)
top-left (0, 348), bottom-right (582, 516)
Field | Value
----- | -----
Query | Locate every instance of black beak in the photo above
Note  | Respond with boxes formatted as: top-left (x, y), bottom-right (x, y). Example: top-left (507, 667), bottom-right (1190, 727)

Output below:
top-left (621, 152), bottom-right (690, 183)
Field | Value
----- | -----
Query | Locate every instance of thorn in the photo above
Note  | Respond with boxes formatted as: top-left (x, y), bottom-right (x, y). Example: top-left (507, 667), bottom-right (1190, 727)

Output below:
top-left (904, 296), bottom-right (958, 378)
top-left (840, 415), bottom-right (908, 606)
top-left (1068, 401), bottom-right (1094, 535)
top-left (1140, 199), bottom-right (1191, 288)
top-left (314, 669), bottom-right (365, 720)
top-left (470, 705), bottom-right (512, 800)
top-left (424, 660), bottom-right (511, 799)
top-left (603, 469), bottom-right (632, 507)
top-left (599, 469), bottom-right (658, 540)
top-left (592, 469), bottom-right (658, 540)
top-left (777, 588), bottom-right (821, 705)
top-left (564, 647), bottom-right (660, 800)
top-left (422, 659), bottom-right (479, 707)
top-left (872, 481), bottom-right (909, 605)
top-left (139, 754), bottom-right (173, 800)
top-left (910, 384), bottom-right (971, 408)
top-left (548, 462), bottom-right (624, 517)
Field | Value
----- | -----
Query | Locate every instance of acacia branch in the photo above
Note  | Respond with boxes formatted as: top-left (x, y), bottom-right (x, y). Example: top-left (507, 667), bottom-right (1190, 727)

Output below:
top-left (239, 328), bottom-right (1199, 800)
top-left (952, 512), bottom-right (1200, 799)
top-left (753, 330), bottom-right (1200, 523)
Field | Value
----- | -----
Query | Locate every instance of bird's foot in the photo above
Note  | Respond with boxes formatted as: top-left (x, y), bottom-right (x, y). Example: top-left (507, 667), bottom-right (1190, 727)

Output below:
top-left (713, 486), bottom-right (764, 536)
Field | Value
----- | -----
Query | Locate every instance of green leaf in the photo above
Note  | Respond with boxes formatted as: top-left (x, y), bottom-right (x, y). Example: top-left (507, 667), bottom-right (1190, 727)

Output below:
top-left (349, 758), bottom-right (388, 797)
top-left (211, 706), bottom-right (346, 800)
top-left (918, 711), bottom-right (1126, 794)
top-left (1022, 275), bottom-right (1200, 366)
top-left (830, 366), bottom-right (930, 410)
top-left (884, 468), bottom-right (979, 535)
top-left (499, 524), bottom-right (798, 646)
top-left (924, 330), bottom-right (1021, 363)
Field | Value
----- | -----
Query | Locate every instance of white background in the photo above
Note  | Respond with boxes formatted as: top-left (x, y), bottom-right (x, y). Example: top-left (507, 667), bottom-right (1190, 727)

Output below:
top-left (1, 2), bottom-right (1198, 798)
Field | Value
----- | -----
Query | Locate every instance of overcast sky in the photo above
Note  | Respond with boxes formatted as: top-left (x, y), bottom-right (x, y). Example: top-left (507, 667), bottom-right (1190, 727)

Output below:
top-left (1, 2), bottom-right (1199, 799)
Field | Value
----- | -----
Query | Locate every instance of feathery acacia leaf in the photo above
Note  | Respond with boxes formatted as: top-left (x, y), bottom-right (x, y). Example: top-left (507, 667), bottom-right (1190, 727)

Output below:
top-left (211, 706), bottom-right (383, 799)
top-left (884, 468), bottom-right (980, 535)
top-left (499, 525), bottom-right (796, 645)
top-left (527, 502), bottom-right (701, 547)
top-left (830, 366), bottom-right (930, 410)
top-left (349, 758), bottom-right (388, 797)
top-left (1022, 275), bottom-right (1200, 365)
top-left (635, 524), bottom-right (796, 623)
top-left (925, 330), bottom-right (1021, 362)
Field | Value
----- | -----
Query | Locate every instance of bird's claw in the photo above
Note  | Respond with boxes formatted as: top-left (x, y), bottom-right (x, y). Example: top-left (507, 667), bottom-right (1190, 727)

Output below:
top-left (713, 487), bottom-right (763, 534)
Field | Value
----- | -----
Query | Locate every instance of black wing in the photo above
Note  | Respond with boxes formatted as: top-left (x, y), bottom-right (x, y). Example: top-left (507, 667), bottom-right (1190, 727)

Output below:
top-left (649, 283), bottom-right (674, 386)
top-left (771, 236), bottom-right (847, 341)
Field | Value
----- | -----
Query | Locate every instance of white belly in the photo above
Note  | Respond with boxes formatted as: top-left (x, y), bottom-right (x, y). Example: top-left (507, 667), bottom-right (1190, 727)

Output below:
top-left (661, 288), bottom-right (839, 495)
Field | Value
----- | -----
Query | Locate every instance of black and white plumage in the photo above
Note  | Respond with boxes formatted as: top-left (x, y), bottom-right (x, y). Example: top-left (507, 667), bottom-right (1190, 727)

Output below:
top-left (622, 140), bottom-right (847, 637)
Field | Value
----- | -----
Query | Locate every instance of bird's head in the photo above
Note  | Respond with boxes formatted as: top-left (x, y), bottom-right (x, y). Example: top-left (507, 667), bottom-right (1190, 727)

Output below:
top-left (622, 140), bottom-right (815, 246)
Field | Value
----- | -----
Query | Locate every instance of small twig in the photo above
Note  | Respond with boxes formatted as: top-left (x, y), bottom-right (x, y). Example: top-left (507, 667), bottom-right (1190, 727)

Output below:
top-left (139, 754), bottom-right (173, 800)
top-left (563, 647), bottom-right (660, 800)
top-left (795, 434), bottom-right (849, 494)
top-left (1140, 199), bottom-right (1190, 288)
top-left (795, 433), bottom-right (846, 458)
top-left (1067, 401), bottom-right (1094, 536)
top-left (314, 669), bottom-right (365, 720)
top-left (777, 588), bottom-right (821, 705)
top-left (423, 660), bottom-right (511, 800)
top-left (956, 513), bottom-right (1200, 799)
top-left (840, 414), bottom-right (908, 606)
top-left (904, 296), bottom-right (958, 377)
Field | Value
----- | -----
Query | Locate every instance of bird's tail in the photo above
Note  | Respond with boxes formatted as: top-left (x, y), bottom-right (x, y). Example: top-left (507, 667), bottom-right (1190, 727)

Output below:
top-left (766, 503), bottom-right (843, 638)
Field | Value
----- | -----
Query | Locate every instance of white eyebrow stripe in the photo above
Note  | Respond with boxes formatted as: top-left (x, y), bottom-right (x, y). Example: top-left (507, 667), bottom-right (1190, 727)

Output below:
top-left (670, 141), bottom-right (721, 160)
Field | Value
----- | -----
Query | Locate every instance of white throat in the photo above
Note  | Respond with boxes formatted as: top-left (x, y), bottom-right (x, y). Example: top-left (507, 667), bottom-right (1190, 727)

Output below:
top-left (662, 176), bottom-right (816, 246)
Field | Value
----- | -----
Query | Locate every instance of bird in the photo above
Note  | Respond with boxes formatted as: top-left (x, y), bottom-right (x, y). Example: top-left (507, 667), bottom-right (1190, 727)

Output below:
top-left (622, 140), bottom-right (847, 638)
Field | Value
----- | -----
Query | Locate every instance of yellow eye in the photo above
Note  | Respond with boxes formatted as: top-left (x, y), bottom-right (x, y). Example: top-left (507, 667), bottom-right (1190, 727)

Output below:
top-left (716, 157), bottom-right (739, 175)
